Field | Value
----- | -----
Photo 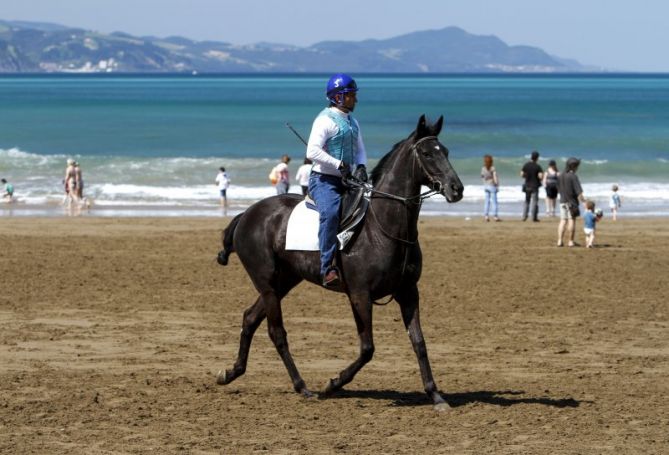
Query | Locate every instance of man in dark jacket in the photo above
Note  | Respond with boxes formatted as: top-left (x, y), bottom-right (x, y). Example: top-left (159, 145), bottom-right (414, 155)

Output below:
top-left (520, 150), bottom-right (544, 222)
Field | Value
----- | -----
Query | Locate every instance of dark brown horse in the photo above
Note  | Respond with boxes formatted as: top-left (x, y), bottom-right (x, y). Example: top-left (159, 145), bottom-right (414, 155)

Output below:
top-left (216, 115), bottom-right (463, 410)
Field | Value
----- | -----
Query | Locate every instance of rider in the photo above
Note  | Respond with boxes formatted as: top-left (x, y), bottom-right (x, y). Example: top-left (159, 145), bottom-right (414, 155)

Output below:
top-left (306, 73), bottom-right (368, 288)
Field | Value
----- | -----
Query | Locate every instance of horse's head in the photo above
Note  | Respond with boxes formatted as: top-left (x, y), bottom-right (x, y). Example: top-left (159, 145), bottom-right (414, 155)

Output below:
top-left (410, 115), bottom-right (464, 203)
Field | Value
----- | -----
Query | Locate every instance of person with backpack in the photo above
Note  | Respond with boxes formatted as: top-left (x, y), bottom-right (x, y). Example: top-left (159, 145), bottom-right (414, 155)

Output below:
top-left (271, 155), bottom-right (291, 194)
top-left (557, 157), bottom-right (586, 247)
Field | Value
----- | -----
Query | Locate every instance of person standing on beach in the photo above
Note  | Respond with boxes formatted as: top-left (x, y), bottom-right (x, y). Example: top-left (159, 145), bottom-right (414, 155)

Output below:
top-left (520, 150), bottom-right (543, 222)
top-left (307, 73), bottom-right (368, 288)
top-left (481, 154), bottom-right (500, 222)
top-left (583, 200), bottom-right (603, 248)
top-left (295, 158), bottom-right (313, 196)
top-left (609, 184), bottom-right (622, 221)
top-left (74, 162), bottom-right (84, 200)
top-left (542, 159), bottom-right (559, 217)
top-left (63, 159), bottom-right (78, 205)
top-left (1, 178), bottom-right (14, 202)
top-left (273, 155), bottom-right (291, 195)
top-left (215, 166), bottom-right (231, 208)
top-left (557, 157), bottom-right (586, 247)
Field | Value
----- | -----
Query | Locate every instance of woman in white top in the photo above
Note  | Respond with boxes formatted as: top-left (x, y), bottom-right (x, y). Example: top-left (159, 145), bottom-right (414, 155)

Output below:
top-left (481, 154), bottom-right (501, 221)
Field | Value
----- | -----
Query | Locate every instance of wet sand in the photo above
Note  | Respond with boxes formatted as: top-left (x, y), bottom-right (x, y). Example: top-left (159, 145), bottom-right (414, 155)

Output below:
top-left (1, 216), bottom-right (668, 454)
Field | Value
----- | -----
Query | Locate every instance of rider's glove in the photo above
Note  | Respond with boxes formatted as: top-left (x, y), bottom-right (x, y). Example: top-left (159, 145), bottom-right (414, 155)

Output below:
top-left (353, 164), bottom-right (368, 183)
top-left (338, 161), bottom-right (351, 180)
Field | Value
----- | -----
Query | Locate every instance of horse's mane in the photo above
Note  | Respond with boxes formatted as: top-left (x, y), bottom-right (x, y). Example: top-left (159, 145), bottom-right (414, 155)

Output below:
top-left (370, 132), bottom-right (415, 185)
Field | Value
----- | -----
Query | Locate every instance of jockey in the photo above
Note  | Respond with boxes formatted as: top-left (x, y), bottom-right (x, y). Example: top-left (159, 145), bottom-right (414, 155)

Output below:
top-left (306, 73), bottom-right (368, 288)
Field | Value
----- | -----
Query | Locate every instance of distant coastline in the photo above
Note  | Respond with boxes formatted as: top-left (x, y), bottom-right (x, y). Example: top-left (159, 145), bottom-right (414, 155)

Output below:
top-left (3, 72), bottom-right (669, 79)
top-left (1, 21), bottom-right (594, 73)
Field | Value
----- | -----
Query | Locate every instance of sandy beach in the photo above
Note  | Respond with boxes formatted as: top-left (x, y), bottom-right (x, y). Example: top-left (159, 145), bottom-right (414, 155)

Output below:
top-left (1, 216), bottom-right (668, 454)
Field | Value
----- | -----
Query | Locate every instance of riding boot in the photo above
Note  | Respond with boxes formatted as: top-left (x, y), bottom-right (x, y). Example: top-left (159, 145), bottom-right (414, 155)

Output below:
top-left (322, 267), bottom-right (341, 288)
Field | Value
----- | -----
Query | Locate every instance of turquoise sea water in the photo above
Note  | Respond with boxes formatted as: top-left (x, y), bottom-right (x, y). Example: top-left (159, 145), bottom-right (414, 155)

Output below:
top-left (1, 74), bottom-right (668, 216)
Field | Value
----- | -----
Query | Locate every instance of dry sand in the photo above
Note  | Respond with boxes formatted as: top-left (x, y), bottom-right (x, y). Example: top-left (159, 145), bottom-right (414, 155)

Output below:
top-left (1, 216), bottom-right (668, 454)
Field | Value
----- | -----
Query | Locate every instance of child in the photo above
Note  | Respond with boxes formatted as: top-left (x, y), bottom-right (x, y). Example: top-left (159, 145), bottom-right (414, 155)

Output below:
top-left (215, 167), bottom-right (231, 208)
top-left (583, 200), bottom-right (603, 248)
top-left (609, 184), bottom-right (622, 221)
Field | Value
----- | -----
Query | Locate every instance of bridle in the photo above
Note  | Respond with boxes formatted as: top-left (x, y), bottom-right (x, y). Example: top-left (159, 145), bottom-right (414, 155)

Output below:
top-left (347, 135), bottom-right (446, 205)
top-left (409, 135), bottom-right (446, 197)
top-left (346, 135), bottom-right (451, 247)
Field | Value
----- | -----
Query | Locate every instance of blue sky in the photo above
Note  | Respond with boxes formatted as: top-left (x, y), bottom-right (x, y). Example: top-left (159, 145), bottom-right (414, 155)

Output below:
top-left (4, 0), bottom-right (668, 71)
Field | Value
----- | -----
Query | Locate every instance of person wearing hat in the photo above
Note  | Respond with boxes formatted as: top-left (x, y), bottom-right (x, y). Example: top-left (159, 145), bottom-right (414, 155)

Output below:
top-left (557, 157), bottom-right (586, 247)
top-left (306, 73), bottom-right (368, 288)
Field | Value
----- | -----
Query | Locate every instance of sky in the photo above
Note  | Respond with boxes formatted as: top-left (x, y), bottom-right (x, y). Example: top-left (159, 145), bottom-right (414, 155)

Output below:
top-left (3, 0), bottom-right (668, 72)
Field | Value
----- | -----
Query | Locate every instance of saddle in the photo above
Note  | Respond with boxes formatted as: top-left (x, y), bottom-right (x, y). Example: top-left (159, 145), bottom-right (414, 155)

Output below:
top-left (287, 186), bottom-right (369, 251)
top-left (305, 184), bottom-right (367, 226)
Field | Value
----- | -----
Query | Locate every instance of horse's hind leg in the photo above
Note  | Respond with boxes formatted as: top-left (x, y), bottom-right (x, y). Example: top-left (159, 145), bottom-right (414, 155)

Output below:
top-left (395, 284), bottom-right (448, 411)
top-left (324, 292), bottom-right (374, 395)
top-left (217, 296), bottom-right (266, 385)
top-left (264, 288), bottom-right (313, 398)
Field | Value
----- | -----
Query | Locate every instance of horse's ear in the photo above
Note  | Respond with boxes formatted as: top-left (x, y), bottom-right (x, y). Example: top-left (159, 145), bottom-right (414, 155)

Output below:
top-left (433, 115), bottom-right (444, 136)
top-left (415, 114), bottom-right (428, 138)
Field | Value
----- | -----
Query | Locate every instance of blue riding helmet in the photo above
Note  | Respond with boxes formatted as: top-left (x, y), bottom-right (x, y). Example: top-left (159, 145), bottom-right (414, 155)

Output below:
top-left (326, 73), bottom-right (358, 104)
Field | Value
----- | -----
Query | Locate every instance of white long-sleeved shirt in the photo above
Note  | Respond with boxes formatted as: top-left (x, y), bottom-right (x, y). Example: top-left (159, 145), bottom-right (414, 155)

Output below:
top-left (306, 107), bottom-right (367, 177)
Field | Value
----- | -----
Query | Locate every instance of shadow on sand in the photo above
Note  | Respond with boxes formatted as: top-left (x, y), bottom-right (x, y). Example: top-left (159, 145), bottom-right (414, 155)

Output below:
top-left (323, 389), bottom-right (581, 408)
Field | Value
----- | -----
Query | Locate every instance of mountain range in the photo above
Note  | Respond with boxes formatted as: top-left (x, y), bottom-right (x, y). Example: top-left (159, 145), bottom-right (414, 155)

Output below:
top-left (0, 20), bottom-right (596, 73)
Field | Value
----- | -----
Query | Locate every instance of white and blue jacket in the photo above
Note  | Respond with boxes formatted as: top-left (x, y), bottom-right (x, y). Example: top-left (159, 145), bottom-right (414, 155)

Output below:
top-left (306, 107), bottom-right (367, 176)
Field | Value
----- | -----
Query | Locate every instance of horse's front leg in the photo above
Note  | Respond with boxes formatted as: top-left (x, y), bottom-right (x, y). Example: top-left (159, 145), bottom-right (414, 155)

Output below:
top-left (395, 284), bottom-right (449, 411)
top-left (323, 291), bottom-right (374, 395)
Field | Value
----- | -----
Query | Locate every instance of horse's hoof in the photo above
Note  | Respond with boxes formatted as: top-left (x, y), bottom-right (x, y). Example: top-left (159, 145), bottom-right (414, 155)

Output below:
top-left (323, 377), bottom-right (339, 396)
top-left (216, 370), bottom-right (228, 385)
top-left (301, 388), bottom-right (314, 399)
top-left (433, 402), bottom-right (451, 412)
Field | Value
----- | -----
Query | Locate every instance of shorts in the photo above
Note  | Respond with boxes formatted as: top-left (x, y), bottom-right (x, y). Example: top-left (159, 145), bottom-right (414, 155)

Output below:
top-left (545, 185), bottom-right (558, 199)
top-left (559, 203), bottom-right (575, 220)
top-left (219, 189), bottom-right (227, 197)
top-left (583, 227), bottom-right (594, 235)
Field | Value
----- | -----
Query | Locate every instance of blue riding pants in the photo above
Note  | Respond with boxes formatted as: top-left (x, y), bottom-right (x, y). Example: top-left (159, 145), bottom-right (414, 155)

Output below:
top-left (308, 172), bottom-right (345, 276)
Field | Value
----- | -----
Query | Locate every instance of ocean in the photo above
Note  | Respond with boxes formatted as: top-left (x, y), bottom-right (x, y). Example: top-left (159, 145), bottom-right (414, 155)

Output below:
top-left (1, 74), bottom-right (668, 217)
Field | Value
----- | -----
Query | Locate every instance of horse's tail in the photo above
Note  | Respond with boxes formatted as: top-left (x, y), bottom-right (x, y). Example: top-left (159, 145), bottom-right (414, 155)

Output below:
top-left (217, 213), bottom-right (243, 266)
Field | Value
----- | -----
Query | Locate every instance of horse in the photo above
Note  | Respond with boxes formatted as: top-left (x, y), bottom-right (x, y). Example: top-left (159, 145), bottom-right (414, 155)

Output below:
top-left (216, 115), bottom-right (464, 410)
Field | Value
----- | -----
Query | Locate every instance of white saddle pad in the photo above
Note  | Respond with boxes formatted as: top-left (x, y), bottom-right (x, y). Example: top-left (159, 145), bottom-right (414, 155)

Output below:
top-left (285, 200), bottom-right (320, 251)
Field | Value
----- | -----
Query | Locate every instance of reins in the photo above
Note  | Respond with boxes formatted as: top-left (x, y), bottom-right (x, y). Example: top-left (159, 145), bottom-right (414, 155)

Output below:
top-left (346, 136), bottom-right (444, 205)
top-left (345, 135), bottom-right (444, 246)
top-left (347, 136), bottom-right (445, 306)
